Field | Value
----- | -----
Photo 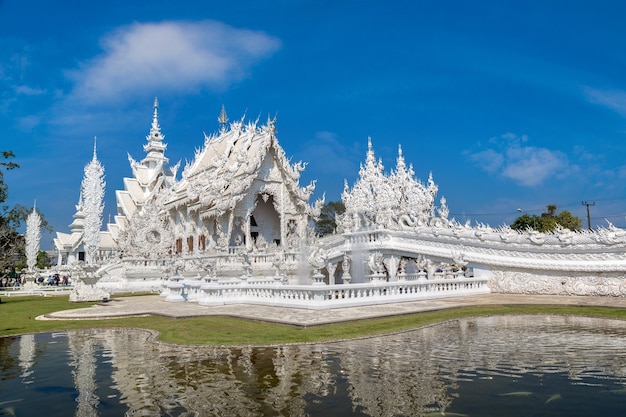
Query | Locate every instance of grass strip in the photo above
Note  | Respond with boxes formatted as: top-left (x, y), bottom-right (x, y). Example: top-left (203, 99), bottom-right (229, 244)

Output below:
top-left (1, 295), bottom-right (626, 346)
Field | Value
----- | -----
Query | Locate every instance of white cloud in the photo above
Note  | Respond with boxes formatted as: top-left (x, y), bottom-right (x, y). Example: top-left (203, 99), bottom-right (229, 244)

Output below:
top-left (14, 84), bottom-right (45, 95)
top-left (68, 20), bottom-right (281, 103)
top-left (502, 145), bottom-right (568, 186)
top-left (469, 149), bottom-right (503, 174)
top-left (17, 115), bottom-right (40, 130)
top-left (583, 86), bottom-right (626, 116)
top-left (469, 133), bottom-right (569, 187)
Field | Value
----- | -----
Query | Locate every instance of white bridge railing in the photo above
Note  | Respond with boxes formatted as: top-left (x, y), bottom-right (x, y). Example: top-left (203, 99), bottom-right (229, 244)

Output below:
top-left (0, 285), bottom-right (75, 297)
top-left (164, 277), bottom-right (489, 309)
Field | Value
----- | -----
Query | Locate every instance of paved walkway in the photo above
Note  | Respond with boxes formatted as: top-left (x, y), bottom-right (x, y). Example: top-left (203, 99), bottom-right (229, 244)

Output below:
top-left (40, 294), bottom-right (626, 326)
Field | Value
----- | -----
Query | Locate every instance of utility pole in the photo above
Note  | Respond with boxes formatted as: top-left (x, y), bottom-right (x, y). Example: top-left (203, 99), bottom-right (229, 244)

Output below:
top-left (582, 201), bottom-right (595, 231)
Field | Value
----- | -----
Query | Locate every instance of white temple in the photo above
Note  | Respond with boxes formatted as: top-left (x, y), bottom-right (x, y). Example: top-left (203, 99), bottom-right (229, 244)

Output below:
top-left (53, 99), bottom-right (626, 306)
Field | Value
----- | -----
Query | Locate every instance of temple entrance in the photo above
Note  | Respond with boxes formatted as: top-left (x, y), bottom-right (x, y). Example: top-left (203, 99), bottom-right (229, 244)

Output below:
top-left (250, 194), bottom-right (281, 249)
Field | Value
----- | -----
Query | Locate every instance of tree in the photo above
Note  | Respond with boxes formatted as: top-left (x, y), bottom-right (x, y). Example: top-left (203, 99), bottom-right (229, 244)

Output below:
top-left (314, 201), bottom-right (346, 236)
top-left (0, 151), bottom-right (19, 203)
top-left (36, 250), bottom-right (52, 269)
top-left (0, 151), bottom-right (24, 272)
top-left (554, 210), bottom-right (583, 231)
top-left (0, 151), bottom-right (51, 272)
top-left (511, 204), bottom-right (582, 232)
top-left (510, 213), bottom-right (536, 231)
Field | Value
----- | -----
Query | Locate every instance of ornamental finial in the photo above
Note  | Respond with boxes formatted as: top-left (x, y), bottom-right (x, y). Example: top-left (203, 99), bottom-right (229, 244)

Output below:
top-left (218, 105), bottom-right (229, 131)
top-left (152, 97), bottom-right (160, 131)
top-left (146, 97), bottom-right (164, 143)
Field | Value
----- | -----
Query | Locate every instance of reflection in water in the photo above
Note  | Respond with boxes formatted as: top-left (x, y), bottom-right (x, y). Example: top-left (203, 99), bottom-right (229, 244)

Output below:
top-left (1, 315), bottom-right (626, 416)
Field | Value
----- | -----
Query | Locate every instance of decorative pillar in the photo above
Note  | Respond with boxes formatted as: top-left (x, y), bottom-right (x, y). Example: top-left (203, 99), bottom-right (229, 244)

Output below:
top-left (226, 210), bottom-right (235, 248)
top-left (341, 255), bottom-right (352, 284)
top-left (326, 262), bottom-right (338, 285)
top-left (280, 185), bottom-right (286, 247)
top-left (245, 213), bottom-right (252, 251)
top-left (384, 255), bottom-right (399, 281)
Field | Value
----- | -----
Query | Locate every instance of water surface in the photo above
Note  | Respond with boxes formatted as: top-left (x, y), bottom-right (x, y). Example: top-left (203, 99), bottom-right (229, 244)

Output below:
top-left (2, 315), bottom-right (626, 416)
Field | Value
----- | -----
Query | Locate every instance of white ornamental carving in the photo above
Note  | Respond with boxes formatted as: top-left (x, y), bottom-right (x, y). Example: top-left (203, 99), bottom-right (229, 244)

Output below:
top-left (81, 140), bottom-right (105, 264)
top-left (118, 203), bottom-right (173, 258)
top-left (341, 140), bottom-right (444, 233)
top-left (25, 205), bottom-right (41, 272)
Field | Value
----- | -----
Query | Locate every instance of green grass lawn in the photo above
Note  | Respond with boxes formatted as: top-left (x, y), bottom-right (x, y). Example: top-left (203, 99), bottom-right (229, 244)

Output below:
top-left (2, 295), bottom-right (626, 346)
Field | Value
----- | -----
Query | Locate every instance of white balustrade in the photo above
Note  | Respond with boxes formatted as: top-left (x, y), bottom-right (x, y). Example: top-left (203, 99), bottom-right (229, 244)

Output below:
top-left (193, 276), bottom-right (489, 309)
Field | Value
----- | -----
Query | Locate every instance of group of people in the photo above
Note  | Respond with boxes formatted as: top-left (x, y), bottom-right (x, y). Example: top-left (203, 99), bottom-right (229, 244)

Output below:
top-left (36, 274), bottom-right (70, 286)
top-left (0, 275), bottom-right (25, 288)
top-left (0, 273), bottom-right (72, 288)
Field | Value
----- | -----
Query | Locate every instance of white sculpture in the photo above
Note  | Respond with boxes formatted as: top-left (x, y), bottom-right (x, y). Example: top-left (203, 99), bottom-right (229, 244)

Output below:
top-left (81, 138), bottom-right (105, 264)
top-left (340, 140), bottom-right (445, 233)
top-left (25, 204), bottom-right (41, 272)
top-left (70, 280), bottom-right (110, 302)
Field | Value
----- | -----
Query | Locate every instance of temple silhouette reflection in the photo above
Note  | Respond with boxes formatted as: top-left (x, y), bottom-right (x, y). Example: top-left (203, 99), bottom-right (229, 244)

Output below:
top-left (3, 316), bottom-right (626, 416)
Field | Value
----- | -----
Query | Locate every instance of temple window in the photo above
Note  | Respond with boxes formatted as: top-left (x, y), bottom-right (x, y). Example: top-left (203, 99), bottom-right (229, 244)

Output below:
top-left (175, 238), bottom-right (182, 254)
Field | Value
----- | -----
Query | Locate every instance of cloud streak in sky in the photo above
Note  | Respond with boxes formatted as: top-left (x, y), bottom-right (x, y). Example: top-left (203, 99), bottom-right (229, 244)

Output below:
top-left (583, 86), bottom-right (626, 116)
top-left (469, 133), bottom-right (569, 187)
top-left (68, 20), bottom-right (281, 103)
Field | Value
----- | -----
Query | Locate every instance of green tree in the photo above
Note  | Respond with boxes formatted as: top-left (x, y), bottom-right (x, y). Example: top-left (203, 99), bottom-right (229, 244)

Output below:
top-left (37, 249), bottom-right (52, 269)
top-left (510, 213), bottom-right (537, 231)
top-left (511, 204), bottom-right (582, 232)
top-left (0, 151), bottom-right (23, 273)
top-left (0, 151), bottom-right (52, 272)
top-left (314, 201), bottom-right (345, 236)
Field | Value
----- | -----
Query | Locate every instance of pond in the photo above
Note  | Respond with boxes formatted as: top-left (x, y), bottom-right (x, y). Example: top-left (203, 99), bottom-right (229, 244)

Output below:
top-left (2, 315), bottom-right (626, 416)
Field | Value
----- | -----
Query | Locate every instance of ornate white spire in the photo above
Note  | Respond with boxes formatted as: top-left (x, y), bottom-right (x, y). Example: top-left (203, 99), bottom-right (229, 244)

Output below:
top-left (69, 191), bottom-right (85, 233)
top-left (395, 144), bottom-right (406, 175)
top-left (218, 105), bottom-right (229, 132)
top-left (150, 97), bottom-right (162, 141)
top-left (362, 136), bottom-right (380, 174)
top-left (25, 203), bottom-right (41, 271)
top-left (264, 113), bottom-right (277, 135)
top-left (81, 138), bottom-right (105, 264)
top-left (342, 139), bottom-right (441, 232)
top-left (142, 97), bottom-right (168, 165)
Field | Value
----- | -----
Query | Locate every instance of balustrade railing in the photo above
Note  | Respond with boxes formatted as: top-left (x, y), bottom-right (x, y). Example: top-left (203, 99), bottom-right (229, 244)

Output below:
top-left (345, 229), bottom-right (384, 245)
top-left (0, 285), bottom-right (75, 297)
top-left (188, 276), bottom-right (489, 309)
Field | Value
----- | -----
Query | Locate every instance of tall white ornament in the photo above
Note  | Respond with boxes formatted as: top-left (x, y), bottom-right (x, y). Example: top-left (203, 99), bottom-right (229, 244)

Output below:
top-left (81, 138), bottom-right (105, 264)
top-left (25, 203), bottom-right (41, 271)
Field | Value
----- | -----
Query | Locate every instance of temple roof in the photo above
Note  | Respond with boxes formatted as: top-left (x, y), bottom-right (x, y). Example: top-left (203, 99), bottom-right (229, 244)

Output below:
top-left (164, 114), bottom-right (315, 217)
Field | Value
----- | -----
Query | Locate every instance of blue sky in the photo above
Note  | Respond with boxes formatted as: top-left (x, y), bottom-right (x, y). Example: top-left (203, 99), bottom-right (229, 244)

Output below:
top-left (3, 0), bottom-right (626, 247)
